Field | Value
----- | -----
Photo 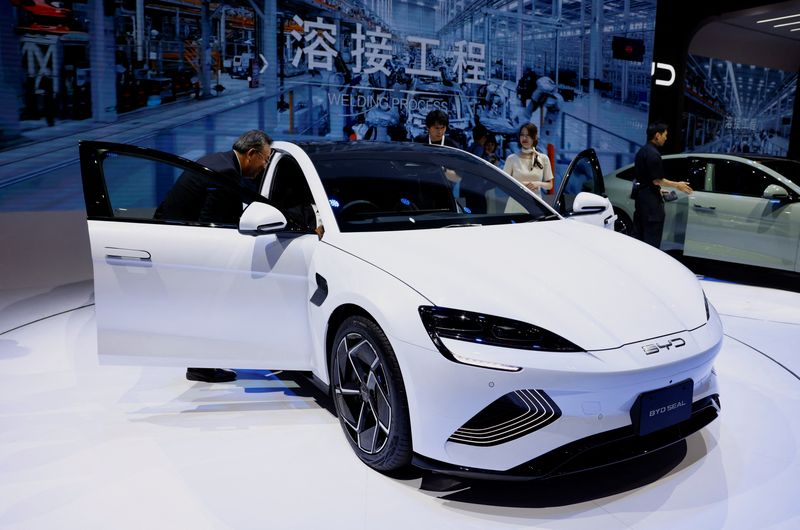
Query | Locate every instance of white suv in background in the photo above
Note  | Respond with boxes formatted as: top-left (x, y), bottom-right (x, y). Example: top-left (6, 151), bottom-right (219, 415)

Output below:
top-left (604, 154), bottom-right (800, 273)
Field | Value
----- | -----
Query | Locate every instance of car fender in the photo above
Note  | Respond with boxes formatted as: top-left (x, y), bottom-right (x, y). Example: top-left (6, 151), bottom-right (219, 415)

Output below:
top-left (306, 241), bottom-right (436, 401)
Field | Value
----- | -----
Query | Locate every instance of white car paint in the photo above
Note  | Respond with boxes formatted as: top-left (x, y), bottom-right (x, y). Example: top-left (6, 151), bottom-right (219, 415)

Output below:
top-left (80, 140), bottom-right (722, 476)
top-left (604, 153), bottom-right (800, 272)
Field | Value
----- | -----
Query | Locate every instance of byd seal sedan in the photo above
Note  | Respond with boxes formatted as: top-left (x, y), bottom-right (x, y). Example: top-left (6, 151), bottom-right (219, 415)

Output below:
top-left (79, 140), bottom-right (722, 478)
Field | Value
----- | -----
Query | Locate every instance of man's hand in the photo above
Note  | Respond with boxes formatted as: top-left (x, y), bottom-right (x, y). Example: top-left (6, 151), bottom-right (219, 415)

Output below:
top-left (655, 178), bottom-right (693, 194)
top-left (674, 181), bottom-right (693, 194)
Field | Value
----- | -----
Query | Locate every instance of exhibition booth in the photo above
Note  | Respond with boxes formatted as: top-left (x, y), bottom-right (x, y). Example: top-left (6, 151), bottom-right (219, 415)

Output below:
top-left (1, 1), bottom-right (798, 528)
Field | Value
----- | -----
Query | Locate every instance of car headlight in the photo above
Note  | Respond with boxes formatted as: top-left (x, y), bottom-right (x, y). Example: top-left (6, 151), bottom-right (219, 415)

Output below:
top-left (418, 306), bottom-right (583, 353)
top-left (703, 291), bottom-right (710, 321)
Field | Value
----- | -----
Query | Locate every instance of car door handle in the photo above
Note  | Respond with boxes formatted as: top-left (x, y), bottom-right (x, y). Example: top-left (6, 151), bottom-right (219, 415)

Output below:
top-left (692, 204), bottom-right (716, 211)
top-left (104, 247), bottom-right (152, 261)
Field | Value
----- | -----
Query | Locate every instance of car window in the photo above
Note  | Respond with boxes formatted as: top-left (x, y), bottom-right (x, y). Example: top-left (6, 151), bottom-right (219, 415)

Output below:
top-left (707, 159), bottom-right (775, 197)
top-left (311, 152), bottom-right (554, 232)
top-left (686, 158), bottom-right (707, 190)
top-left (662, 158), bottom-right (688, 183)
top-left (268, 156), bottom-right (316, 232)
top-left (101, 152), bottom-right (257, 227)
top-left (756, 159), bottom-right (800, 188)
top-left (554, 153), bottom-right (603, 216)
top-left (564, 157), bottom-right (598, 195)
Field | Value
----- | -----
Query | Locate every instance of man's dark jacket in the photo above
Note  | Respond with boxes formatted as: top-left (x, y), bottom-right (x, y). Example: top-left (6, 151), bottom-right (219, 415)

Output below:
top-left (154, 150), bottom-right (245, 225)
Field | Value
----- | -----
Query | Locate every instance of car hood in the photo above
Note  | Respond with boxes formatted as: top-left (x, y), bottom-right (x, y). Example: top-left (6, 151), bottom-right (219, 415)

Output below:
top-left (329, 220), bottom-right (707, 350)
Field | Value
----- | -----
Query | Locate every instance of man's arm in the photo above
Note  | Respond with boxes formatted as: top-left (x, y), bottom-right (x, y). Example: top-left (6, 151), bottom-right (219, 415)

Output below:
top-left (653, 177), bottom-right (693, 194)
top-left (648, 150), bottom-right (693, 194)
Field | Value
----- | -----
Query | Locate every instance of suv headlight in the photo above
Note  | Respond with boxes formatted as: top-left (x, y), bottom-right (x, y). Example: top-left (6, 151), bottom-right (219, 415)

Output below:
top-left (703, 291), bottom-right (710, 321)
top-left (419, 306), bottom-right (583, 353)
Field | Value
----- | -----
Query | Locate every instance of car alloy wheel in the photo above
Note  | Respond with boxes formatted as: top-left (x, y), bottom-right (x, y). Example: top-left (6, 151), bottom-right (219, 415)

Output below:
top-left (331, 316), bottom-right (411, 471)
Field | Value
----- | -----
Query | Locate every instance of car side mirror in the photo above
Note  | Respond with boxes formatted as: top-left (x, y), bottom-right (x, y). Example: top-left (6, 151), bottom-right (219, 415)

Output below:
top-left (239, 202), bottom-right (287, 235)
top-left (572, 191), bottom-right (609, 214)
top-left (567, 192), bottom-right (617, 230)
top-left (763, 184), bottom-right (789, 202)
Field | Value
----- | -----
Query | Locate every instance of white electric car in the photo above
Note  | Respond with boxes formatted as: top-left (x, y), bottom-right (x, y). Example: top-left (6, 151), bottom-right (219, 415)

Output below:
top-left (79, 140), bottom-right (721, 479)
top-left (604, 153), bottom-right (800, 273)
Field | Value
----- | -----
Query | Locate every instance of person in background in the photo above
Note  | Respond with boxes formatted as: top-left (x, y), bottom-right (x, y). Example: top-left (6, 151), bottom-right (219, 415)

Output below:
top-left (481, 135), bottom-right (501, 167)
top-left (154, 129), bottom-right (273, 383)
top-left (503, 123), bottom-right (553, 197)
top-left (632, 122), bottom-right (693, 248)
top-left (469, 123), bottom-right (489, 157)
top-left (413, 109), bottom-right (463, 149)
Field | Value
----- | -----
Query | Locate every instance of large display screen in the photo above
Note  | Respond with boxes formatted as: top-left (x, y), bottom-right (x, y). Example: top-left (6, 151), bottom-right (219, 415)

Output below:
top-left (682, 53), bottom-right (796, 157)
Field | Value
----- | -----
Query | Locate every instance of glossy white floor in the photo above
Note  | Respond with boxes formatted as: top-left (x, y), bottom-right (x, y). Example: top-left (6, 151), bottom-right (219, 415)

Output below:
top-left (1, 280), bottom-right (798, 530)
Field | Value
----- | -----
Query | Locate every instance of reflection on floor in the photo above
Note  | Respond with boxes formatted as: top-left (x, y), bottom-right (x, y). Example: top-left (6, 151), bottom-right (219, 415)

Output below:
top-left (0, 280), bottom-right (798, 530)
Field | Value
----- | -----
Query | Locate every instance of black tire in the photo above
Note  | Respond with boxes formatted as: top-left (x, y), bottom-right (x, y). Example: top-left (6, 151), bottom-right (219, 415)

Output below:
top-left (330, 316), bottom-right (412, 472)
top-left (614, 208), bottom-right (634, 236)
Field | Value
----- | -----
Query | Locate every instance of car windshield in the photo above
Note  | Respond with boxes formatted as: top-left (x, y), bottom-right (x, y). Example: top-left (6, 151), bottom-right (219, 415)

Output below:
top-left (310, 149), bottom-right (556, 232)
top-left (756, 159), bottom-right (800, 188)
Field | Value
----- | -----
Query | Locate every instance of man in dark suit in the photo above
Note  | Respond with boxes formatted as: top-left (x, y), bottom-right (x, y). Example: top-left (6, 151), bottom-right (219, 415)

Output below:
top-left (154, 130), bottom-right (273, 383)
top-left (155, 130), bottom-right (272, 226)
top-left (632, 123), bottom-right (693, 248)
top-left (413, 109), bottom-right (463, 149)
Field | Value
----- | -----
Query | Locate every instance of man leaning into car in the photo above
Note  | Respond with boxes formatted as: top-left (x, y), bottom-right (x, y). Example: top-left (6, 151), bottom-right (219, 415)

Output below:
top-left (633, 122), bottom-right (693, 248)
top-left (154, 129), bottom-right (273, 383)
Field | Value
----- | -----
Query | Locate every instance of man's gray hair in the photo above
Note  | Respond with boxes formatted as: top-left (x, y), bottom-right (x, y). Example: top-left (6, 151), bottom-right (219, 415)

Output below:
top-left (232, 130), bottom-right (273, 153)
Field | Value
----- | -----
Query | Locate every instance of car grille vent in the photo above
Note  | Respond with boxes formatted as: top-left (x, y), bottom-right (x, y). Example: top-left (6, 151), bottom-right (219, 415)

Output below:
top-left (448, 389), bottom-right (561, 447)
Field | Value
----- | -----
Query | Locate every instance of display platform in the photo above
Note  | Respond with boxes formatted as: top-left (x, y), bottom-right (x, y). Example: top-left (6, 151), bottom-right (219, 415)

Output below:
top-left (0, 280), bottom-right (798, 529)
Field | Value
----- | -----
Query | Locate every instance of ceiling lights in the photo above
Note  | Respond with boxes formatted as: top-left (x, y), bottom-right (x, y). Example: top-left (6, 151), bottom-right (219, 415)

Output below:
top-left (755, 12), bottom-right (800, 37)
top-left (756, 13), bottom-right (800, 24)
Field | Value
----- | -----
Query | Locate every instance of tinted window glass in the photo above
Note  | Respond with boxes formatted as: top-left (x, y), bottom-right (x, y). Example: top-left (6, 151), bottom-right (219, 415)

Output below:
top-left (756, 159), bottom-right (800, 188)
top-left (102, 152), bottom-right (252, 227)
top-left (686, 158), bottom-right (707, 191)
top-left (102, 153), bottom-right (182, 220)
top-left (709, 159), bottom-right (774, 197)
top-left (269, 156), bottom-right (316, 232)
top-left (662, 158), bottom-right (688, 182)
top-left (312, 152), bottom-right (553, 232)
top-left (564, 157), bottom-right (598, 195)
top-left (555, 151), bottom-right (603, 216)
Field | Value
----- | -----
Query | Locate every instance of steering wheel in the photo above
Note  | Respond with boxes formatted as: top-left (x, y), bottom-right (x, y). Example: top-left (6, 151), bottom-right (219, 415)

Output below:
top-left (339, 200), bottom-right (380, 218)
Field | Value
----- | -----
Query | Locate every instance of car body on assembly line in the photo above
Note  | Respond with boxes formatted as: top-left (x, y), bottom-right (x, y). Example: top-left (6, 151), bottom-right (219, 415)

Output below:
top-left (605, 153), bottom-right (800, 273)
top-left (79, 140), bottom-right (721, 479)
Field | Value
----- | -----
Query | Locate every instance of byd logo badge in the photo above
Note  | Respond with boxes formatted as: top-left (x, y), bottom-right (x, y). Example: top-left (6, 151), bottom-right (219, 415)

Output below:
top-left (642, 337), bottom-right (686, 355)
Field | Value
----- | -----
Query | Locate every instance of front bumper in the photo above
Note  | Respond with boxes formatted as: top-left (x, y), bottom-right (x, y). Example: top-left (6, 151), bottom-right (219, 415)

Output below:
top-left (391, 310), bottom-right (723, 472)
top-left (412, 394), bottom-right (720, 480)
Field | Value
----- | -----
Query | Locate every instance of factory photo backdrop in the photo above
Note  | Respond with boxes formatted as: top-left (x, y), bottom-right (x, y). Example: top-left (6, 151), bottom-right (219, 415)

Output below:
top-left (3, 1), bottom-right (796, 179)
top-left (4, 0), bottom-right (660, 178)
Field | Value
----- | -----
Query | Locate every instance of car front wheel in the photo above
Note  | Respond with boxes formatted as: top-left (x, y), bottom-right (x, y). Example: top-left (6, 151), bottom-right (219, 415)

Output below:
top-left (331, 316), bottom-right (412, 472)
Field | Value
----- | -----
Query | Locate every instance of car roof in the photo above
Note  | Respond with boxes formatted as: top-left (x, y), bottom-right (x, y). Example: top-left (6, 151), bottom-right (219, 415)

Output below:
top-left (609, 152), bottom-right (798, 176)
top-left (664, 152), bottom-right (793, 164)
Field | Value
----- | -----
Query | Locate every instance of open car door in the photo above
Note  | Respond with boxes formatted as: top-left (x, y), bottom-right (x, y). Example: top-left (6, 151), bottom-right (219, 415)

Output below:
top-left (79, 141), bottom-right (316, 369)
top-left (552, 148), bottom-right (616, 230)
